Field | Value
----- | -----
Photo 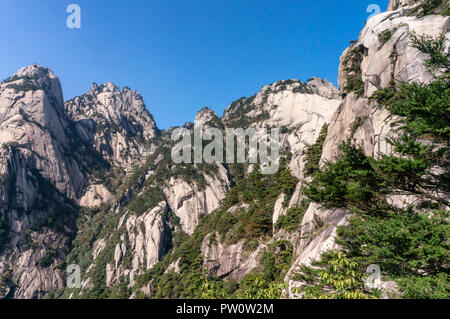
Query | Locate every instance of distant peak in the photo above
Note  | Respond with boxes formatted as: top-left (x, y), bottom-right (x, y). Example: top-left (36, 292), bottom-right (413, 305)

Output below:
top-left (197, 106), bottom-right (216, 116)
top-left (89, 82), bottom-right (120, 94)
top-left (307, 77), bottom-right (340, 99)
top-left (11, 64), bottom-right (56, 82)
top-left (195, 107), bottom-right (221, 129)
top-left (1, 64), bottom-right (63, 103)
top-left (387, 0), bottom-right (415, 11)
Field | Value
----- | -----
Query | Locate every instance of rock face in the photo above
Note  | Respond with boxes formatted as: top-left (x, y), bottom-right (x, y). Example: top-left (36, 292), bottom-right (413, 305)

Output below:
top-left (222, 78), bottom-right (341, 179)
top-left (0, 65), bottom-right (87, 298)
top-left (79, 184), bottom-right (112, 208)
top-left (201, 233), bottom-right (265, 281)
top-left (0, 66), bottom-right (160, 298)
top-left (284, 203), bottom-right (349, 295)
top-left (112, 202), bottom-right (170, 286)
top-left (322, 7), bottom-right (449, 163)
top-left (1, 0), bottom-right (447, 300)
top-left (283, 0), bottom-right (450, 297)
top-left (0, 65), bottom-right (87, 199)
top-left (65, 82), bottom-right (159, 170)
top-left (163, 170), bottom-right (230, 235)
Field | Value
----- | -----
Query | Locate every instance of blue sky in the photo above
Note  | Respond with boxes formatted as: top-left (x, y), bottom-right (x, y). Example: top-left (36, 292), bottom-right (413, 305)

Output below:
top-left (0, 0), bottom-right (389, 129)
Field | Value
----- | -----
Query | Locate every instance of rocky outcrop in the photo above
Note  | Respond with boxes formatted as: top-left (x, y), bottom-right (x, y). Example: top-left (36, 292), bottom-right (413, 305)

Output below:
top-left (0, 65), bottom-right (87, 199)
top-left (201, 233), bottom-right (265, 281)
top-left (108, 202), bottom-right (170, 286)
top-left (79, 184), bottom-right (112, 208)
top-left (163, 163), bottom-right (231, 235)
top-left (322, 8), bottom-right (449, 162)
top-left (223, 78), bottom-right (341, 179)
top-left (284, 203), bottom-right (349, 295)
top-left (0, 65), bottom-right (89, 298)
top-left (284, 0), bottom-right (450, 297)
top-left (65, 82), bottom-right (159, 170)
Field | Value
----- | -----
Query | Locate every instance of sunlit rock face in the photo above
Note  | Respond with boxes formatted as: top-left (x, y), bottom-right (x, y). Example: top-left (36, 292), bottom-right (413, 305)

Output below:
top-left (65, 82), bottom-right (159, 170)
top-left (1, 0), bottom-right (448, 299)
top-left (0, 65), bottom-right (85, 298)
top-left (322, 7), bottom-right (449, 163)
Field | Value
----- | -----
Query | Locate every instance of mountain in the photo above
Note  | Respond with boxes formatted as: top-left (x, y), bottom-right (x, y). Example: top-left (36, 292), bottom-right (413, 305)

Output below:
top-left (0, 0), bottom-right (448, 299)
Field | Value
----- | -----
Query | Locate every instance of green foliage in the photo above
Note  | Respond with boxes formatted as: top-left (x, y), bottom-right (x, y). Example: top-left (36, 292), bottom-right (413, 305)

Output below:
top-left (109, 276), bottom-right (132, 299)
top-left (373, 78), bottom-right (449, 141)
top-left (0, 267), bottom-right (12, 297)
top-left (5, 81), bottom-right (40, 92)
top-left (293, 251), bottom-right (377, 299)
top-left (378, 28), bottom-right (397, 48)
top-left (375, 153), bottom-right (429, 192)
top-left (337, 208), bottom-right (449, 277)
top-left (128, 187), bottom-right (164, 215)
top-left (235, 273), bottom-right (287, 299)
top-left (260, 241), bottom-right (293, 281)
top-left (442, 4), bottom-right (450, 15)
top-left (343, 45), bottom-right (366, 97)
top-left (275, 202), bottom-right (308, 231)
top-left (200, 156), bottom-right (298, 249)
top-left (411, 33), bottom-right (450, 72)
top-left (224, 95), bottom-right (272, 128)
top-left (397, 273), bottom-right (450, 299)
top-left (64, 203), bottom-right (121, 298)
top-left (415, 0), bottom-right (445, 17)
top-left (305, 143), bottom-right (385, 210)
top-left (37, 250), bottom-right (56, 268)
top-left (303, 124), bottom-right (328, 176)
top-left (86, 242), bottom-right (115, 299)
top-left (345, 77), bottom-right (364, 97)
top-left (200, 279), bottom-right (228, 299)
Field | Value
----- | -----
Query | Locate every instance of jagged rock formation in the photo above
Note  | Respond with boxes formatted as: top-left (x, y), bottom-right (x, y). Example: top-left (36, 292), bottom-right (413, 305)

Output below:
top-left (222, 78), bottom-right (341, 179)
top-left (0, 66), bottom-right (161, 298)
top-left (0, 0), bottom-right (448, 300)
top-left (322, 3), bottom-right (449, 162)
top-left (0, 65), bottom-right (90, 298)
top-left (65, 82), bottom-right (159, 170)
top-left (284, 0), bottom-right (450, 296)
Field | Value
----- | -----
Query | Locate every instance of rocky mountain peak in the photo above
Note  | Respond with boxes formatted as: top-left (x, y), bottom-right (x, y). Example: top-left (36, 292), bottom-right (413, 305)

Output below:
top-left (194, 107), bottom-right (221, 129)
top-left (387, 0), bottom-right (449, 13)
top-left (1, 64), bottom-right (64, 109)
top-left (89, 81), bottom-right (120, 94)
top-left (307, 77), bottom-right (340, 99)
top-left (387, 0), bottom-right (418, 11)
top-left (13, 64), bottom-right (53, 80)
top-left (65, 82), bottom-right (159, 169)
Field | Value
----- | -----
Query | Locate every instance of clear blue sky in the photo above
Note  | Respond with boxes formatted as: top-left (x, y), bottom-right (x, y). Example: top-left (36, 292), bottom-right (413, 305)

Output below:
top-left (0, 0), bottom-right (389, 129)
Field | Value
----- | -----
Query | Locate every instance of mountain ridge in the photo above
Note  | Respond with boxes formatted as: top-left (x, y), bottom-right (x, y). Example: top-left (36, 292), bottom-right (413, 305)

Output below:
top-left (0, 0), bottom-right (448, 299)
